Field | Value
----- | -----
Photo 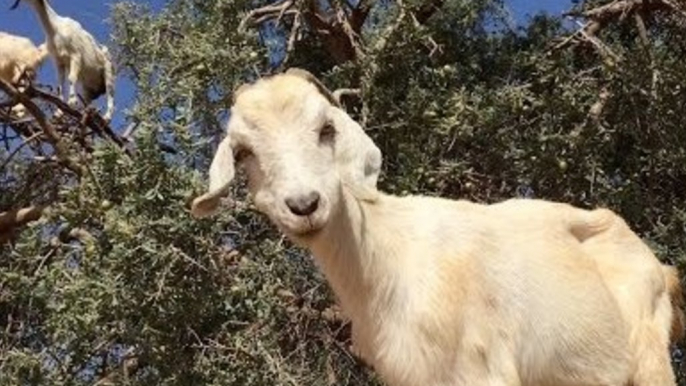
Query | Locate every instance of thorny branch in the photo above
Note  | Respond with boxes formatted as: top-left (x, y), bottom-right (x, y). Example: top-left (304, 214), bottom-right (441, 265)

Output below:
top-left (240, 0), bottom-right (446, 65)
top-left (554, 0), bottom-right (686, 122)
top-left (558, 0), bottom-right (686, 55)
top-left (0, 81), bottom-right (130, 242)
top-left (239, 0), bottom-right (296, 31)
top-left (0, 78), bottom-right (84, 176)
top-left (333, 88), bottom-right (361, 104)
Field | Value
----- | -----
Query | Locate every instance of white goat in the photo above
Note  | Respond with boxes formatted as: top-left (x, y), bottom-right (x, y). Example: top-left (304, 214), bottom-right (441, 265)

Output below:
top-left (12, 0), bottom-right (115, 121)
top-left (0, 32), bottom-right (49, 118)
top-left (192, 69), bottom-right (682, 386)
top-left (0, 31), bottom-right (48, 85)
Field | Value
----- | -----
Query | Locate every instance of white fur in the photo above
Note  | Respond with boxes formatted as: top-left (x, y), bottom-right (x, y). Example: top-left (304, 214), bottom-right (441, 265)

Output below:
top-left (15, 0), bottom-right (115, 121)
top-left (192, 70), bottom-right (680, 386)
top-left (0, 31), bottom-right (48, 85)
top-left (0, 31), bottom-right (49, 118)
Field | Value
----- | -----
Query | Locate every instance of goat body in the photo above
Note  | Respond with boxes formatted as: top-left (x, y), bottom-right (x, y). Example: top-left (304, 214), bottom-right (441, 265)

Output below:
top-left (314, 194), bottom-right (676, 386)
top-left (0, 31), bottom-right (49, 118)
top-left (192, 70), bottom-right (681, 386)
top-left (13, 0), bottom-right (115, 121)
top-left (0, 31), bottom-right (48, 84)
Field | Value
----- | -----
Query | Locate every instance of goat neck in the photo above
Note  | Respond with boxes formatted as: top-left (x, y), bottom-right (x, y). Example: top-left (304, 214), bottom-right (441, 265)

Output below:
top-left (306, 190), bottom-right (406, 326)
top-left (27, 0), bottom-right (60, 39)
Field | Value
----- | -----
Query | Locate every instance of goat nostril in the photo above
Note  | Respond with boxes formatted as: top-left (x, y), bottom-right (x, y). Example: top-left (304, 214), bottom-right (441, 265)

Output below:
top-left (285, 192), bottom-right (321, 217)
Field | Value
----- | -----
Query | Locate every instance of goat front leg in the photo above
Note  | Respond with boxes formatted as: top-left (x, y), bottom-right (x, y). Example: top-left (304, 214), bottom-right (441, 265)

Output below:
top-left (10, 63), bottom-right (25, 86)
top-left (102, 47), bottom-right (115, 122)
top-left (55, 61), bottom-right (66, 101)
top-left (67, 56), bottom-right (82, 108)
top-left (53, 62), bottom-right (67, 119)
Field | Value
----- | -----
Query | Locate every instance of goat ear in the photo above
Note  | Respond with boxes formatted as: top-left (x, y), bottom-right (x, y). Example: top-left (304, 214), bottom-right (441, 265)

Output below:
top-left (331, 109), bottom-right (382, 201)
top-left (191, 136), bottom-right (236, 218)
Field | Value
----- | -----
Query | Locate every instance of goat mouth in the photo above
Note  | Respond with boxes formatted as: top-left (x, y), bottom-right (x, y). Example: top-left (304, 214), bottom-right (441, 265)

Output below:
top-left (290, 226), bottom-right (325, 242)
top-left (282, 216), bottom-right (326, 238)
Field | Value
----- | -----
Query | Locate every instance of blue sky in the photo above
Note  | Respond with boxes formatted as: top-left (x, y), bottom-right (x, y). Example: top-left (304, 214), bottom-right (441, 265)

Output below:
top-left (0, 0), bottom-right (572, 128)
top-left (508, 0), bottom-right (570, 22)
top-left (0, 1), bottom-right (165, 127)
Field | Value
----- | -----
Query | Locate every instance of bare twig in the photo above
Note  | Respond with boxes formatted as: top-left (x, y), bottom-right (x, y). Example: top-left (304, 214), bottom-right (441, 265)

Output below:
top-left (239, 0), bottom-right (295, 31)
top-left (122, 122), bottom-right (139, 141)
top-left (0, 131), bottom-right (44, 171)
top-left (557, 0), bottom-right (686, 57)
top-left (281, 13), bottom-right (303, 67)
top-left (575, 21), bottom-right (621, 65)
top-left (332, 88), bottom-right (361, 104)
top-left (351, 0), bottom-right (376, 30)
top-left (28, 87), bottom-right (130, 152)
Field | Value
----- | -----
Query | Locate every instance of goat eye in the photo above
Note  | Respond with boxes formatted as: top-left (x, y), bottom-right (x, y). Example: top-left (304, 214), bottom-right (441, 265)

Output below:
top-left (319, 123), bottom-right (336, 144)
top-left (234, 147), bottom-right (253, 163)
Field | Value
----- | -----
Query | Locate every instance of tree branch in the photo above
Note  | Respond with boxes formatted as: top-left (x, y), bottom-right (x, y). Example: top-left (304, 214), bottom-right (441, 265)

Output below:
top-left (351, 0), bottom-right (375, 30)
top-left (0, 205), bottom-right (45, 241)
top-left (0, 79), bottom-right (84, 175)
top-left (239, 0), bottom-right (295, 31)
top-left (563, 0), bottom-right (685, 42)
top-left (240, 0), bottom-right (444, 64)
top-left (27, 87), bottom-right (130, 154)
top-left (333, 88), bottom-right (361, 104)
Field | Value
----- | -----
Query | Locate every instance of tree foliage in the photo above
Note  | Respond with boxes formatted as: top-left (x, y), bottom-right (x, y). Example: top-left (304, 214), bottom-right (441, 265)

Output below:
top-left (1, 0), bottom-right (686, 384)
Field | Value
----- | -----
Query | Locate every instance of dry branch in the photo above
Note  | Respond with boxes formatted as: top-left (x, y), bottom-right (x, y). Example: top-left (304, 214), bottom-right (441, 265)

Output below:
top-left (555, 0), bottom-right (686, 120)
top-left (333, 88), bottom-right (361, 104)
top-left (1, 79), bottom-right (132, 242)
top-left (562, 0), bottom-right (686, 45)
top-left (27, 87), bottom-right (130, 152)
top-left (239, 0), bottom-right (445, 64)
top-left (239, 0), bottom-right (296, 31)
top-left (351, 0), bottom-right (375, 30)
top-left (0, 205), bottom-right (45, 242)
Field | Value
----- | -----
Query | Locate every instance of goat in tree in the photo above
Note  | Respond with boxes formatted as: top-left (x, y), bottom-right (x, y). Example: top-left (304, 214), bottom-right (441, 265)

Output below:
top-left (0, 31), bottom-right (48, 85)
top-left (11, 0), bottom-right (115, 121)
top-left (0, 31), bottom-right (49, 117)
top-left (192, 69), bottom-right (682, 386)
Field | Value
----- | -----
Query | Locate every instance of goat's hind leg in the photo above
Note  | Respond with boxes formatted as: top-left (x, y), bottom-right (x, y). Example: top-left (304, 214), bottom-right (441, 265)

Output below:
top-left (53, 62), bottom-right (68, 119)
top-left (631, 298), bottom-right (677, 386)
top-left (66, 55), bottom-right (82, 108)
top-left (631, 335), bottom-right (676, 386)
